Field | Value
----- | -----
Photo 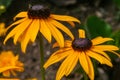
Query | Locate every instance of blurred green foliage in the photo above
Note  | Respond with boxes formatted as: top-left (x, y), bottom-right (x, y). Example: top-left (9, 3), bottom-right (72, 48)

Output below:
top-left (0, 0), bottom-right (13, 15)
top-left (110, 30), bottom-right (120, 47)
top-left (113, 0), bottom-right (120, 8)
top-left (86, 16), bottom-right (112, 39)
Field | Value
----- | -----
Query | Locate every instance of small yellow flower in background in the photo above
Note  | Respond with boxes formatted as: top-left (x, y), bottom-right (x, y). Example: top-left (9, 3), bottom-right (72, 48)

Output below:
top-left (0, 23), bottom-right (7, 36)
top-left (0, 78), bottom-right (20, 80)
top-left (44, 29), bottom-right (120, 80)
top-left (3, 4), bottom-right (80, 53)
top-left (0, 78), bottom-right (37, 80)
top-left (0, 51), bottom-right (24, 77)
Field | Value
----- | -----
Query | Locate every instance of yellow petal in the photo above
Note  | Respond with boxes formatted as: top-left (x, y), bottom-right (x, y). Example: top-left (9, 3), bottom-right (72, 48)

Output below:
top-left (50, 19), bottom-right (74, 40)
top-left (86, 55), bottom-right (94, 80)
top-left (13, 19), bottom-right (32, 44)
top-left (44, 49), bottom-right (72, 69)
top-left (14, 12), bottom-right (27, 20)
top-left (0, 23), bottom-right (6, 36)
top-left (0, 78), bottom-right (20, 80)
top-left (92, 37), bottom-right (113, 45)
top-left (65, 51), bottom-right (78, 76)
top-left (40, 19), bottom-right (51, 43)
top-left (0, 66), bottom-right (22, 73)
top-left (64, 40), bottom-right (72, 47)
top-left (67, 21), bottom-right (75, 27)
top-left (28, 19), bottom-right (39, 42)
top-left (21, 31), bottom-right (30, 53)
top-left (6, 18), bottom-right (27, 31)
top-left (78, 51), bottom-right (89, 74)
top-left (87, 51), bottom-right (113, 67)
top-left (52, 40), bottom-right (72, 48)
top-left (93, 45), bottom-right (119, 51)
top-left (11, 70), bottom-right (16, 76)
top-left (91, 48), bottom-right (111, 60)
top-left (3, 71), bottom-right (10, 77)
top-left (50, 14), bottom-right (80, 23)
top-left (46, 21), bottom-right (64, 47)
top-left (107, 50), bottom-right (120, 57)
top-left (78, 29), bottom-right (86, 38)
top-left (52, 42), bottom-right (59, 48)
top-left (4, 18), bottom-right (30, 44)
top-left (56, 52), bottom-right (74, 80)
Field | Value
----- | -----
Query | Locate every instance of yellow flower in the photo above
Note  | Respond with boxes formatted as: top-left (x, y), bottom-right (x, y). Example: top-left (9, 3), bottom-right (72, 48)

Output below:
top-left (0, 78), bottom-right (20, 80)
top-left (0, 23), bottom-right (7, 36)
top-left (3, 5), bottom-right (80, 53)
top-left (44, 29), bottom-right (120, 80)
top-left (0, 78), bottom-right (37, 80)
top-left (0, 51), bottom-right (24, 77)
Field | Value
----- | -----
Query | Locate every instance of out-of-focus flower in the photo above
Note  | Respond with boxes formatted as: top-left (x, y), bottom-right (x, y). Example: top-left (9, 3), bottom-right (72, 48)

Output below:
top-left (0, 51), bottom-right (24, 77)
top-left (4, 4), bottom-right (80, 53)
top-left (0, 78), bottom-right (37, 80)
top-left (44, 29), bottom-right (120, 80)
top-left (0, 78), bottom-right (20, 80)
top-left (0, 23), bottom-right (7, 36)
top-left (26, 78), bottom-right (38, 80)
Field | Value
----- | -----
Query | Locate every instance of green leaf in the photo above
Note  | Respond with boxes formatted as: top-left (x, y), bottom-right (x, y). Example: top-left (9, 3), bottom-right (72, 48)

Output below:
top-left (86, 16), bottom-right (112, 38)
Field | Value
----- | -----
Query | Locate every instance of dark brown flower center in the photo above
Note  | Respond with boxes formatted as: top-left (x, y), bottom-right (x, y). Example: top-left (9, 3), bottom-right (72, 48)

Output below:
top-left (72, 38), bottom-right (92, 51)
top-left (28, 5), bottom-right (50, 19)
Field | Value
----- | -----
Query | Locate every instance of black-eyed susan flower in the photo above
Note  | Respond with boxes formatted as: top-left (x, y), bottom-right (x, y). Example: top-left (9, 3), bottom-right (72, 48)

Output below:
top-left (0, 51), bottom-right (24, 77)
top-left (0, 23), bottom-right (7, 36)
top-left (3, 5), bottom-right (80, 53)
top-left (44, 29), bottom-right (120, 80)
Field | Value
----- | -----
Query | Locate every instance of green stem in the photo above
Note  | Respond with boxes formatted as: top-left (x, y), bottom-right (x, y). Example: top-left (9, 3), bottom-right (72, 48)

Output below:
top-left (83, 72), bottom-right (88, 80)
top-left (38, 33), bottom-right (45, 80)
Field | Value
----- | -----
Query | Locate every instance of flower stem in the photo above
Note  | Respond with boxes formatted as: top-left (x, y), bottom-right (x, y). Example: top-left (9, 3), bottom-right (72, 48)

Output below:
top-left (38, 33), bottom-right (45, 80)
top-left (83, 72), bottom-right (88, 80)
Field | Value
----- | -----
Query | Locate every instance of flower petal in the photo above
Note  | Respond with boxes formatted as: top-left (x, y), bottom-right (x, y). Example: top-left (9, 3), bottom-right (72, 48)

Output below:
top-left (29, 19), bottom-right (39, 42)
top-left (67, 21), bottom-right (75, 27)
top-left (91, 48), bottom-right (111, 60)
top-left (14, 12), bottom-right (27, 20)
top-left (13, 19), bottom-right (33, 44)
top-left (78, 51), bottom-right (89, 74)
top-left (44, 49), bottom-right (72, 69)
top-left (3, 71), bottom-right (10, 77)
top-left (87, 51), bottom-right (113, 67)
top-left (78, 29), bottom-right (86, 38)
top-left (6, 18), bottom-right (27, 31)
top-left (92, 37), bottom-right (113, 45)
top-left (0, 78), bottom-right (20, 80)
top-left (86, 55), bottom-right (94, 80)
top-left (11, 70), bottom-right (17, 76)
top-left (4, 19), bottom-right (31, 45)
top-left (93, 45), bottom-right (119, 51)
top-left (53, 40), bottom-right (72, 48)
top-left (40, 19), bottom-right (52, 43)
top-left (21, 31), bottom-right (30, 53)
top-left (50, 14), bottom-right (80, 23)
top-left (46, 21), bottom-right (64, 47)
top-left (0, 66), bottom-right (22, 73)
top-left (56, 52), bottom-right (74, 80)
top-left (65, 51), bottom-right (78, 76)
top-left (50, 19), bottom-right (74, 40)
top-left (107, 50), bottom-right (120, 57)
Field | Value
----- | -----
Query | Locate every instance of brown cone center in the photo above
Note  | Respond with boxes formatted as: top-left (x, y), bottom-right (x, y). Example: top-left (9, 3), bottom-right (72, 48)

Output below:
top-left (28, 5), bottom-right (50, 19)
top-left (72, 38), bottom-right (92, 51)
